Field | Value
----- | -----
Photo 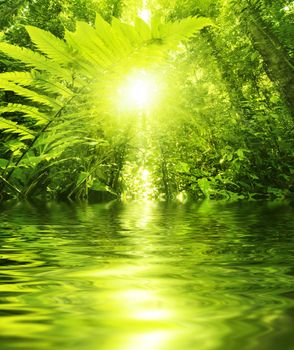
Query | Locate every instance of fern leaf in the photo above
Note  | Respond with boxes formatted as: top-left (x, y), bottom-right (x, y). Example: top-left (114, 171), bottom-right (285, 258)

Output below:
top-left (95, 14), bottom-right (123, 57)
top-left (0, 117), bottom-right (35, 140)
top-left (110, 18), bottom-right (134, 53)
top-left (29, 71), bottom-right (75, 98)
top-left (0, 79), bottom-right (62, 109)
top-left (159, 17), bottom-right (213, 46)
top-left (74, 21), bottom-right (114, 62)
top-left (26, 26), bottom-right (74, 65)
top-left (0, 71), bottom-right (74, 98)
top-left (134, 17), bottom-right (152, 41)
top-left (0, 103), bottom-right (49, 125)
top-left (67, 20), bottom-right (133, 69)
top-left (65, 23), bottom-right (113, 70)
top-left (151, 15), bottom-right (161, 39)
top-left (0, 43), bottom-right (72, 80)
top-left (0, 72), bottom-right (33, 85)
top-left (112, 18), bottom-right (141, 47)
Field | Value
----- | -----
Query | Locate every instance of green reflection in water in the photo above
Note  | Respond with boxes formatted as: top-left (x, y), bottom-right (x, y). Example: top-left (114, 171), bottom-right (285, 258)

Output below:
top-left (0, 200), bottom-right (293, 350)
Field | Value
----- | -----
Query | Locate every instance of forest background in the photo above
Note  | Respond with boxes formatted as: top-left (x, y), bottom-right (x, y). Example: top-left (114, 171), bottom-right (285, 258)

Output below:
top-left (0, 0), bottom-right (293, 201)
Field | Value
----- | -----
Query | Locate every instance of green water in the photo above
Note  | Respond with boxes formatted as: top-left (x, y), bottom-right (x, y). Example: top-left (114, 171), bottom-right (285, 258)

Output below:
top-left (0, 200), bottom-right (293, 350)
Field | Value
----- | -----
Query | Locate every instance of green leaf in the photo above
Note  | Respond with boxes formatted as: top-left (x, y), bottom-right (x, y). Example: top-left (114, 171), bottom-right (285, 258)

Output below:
top-left (0, 42), bottom-right (72, 80)
top-left (0, 71), bottom-right (74, 98)
top-left (175, 162), bottom-right (190, 173)
top-left (0, 79), bottom-right (61, 108)
top-left (26, 25), bottom-right (74, 65)
top-left (0, 103), bottom-right (49, 125)
top-left (0, 117), bottom-right (35, 140)
top-left (0, 158), bottom-right (9, 169)
top-left (198, 178), bottom-right (211, 196)
top-left (135, 17), bottom-right (151, 41)
top-left (77, 171), bottom-right (91, 187)
top-left (236, 148), bottom-right (244, 160)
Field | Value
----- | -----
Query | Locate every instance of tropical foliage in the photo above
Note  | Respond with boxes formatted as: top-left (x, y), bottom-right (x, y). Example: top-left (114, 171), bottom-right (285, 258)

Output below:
top-left (0, 0), bottom-right (293, 201)
top-left (0, 6), bottom-right (211, 199)
top-left (148, 0), bottom-right (294, 200)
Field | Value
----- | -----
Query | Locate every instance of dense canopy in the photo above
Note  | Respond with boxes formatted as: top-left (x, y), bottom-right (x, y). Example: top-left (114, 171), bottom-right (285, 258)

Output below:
top-left (0, 0), bottom-right (293, 201)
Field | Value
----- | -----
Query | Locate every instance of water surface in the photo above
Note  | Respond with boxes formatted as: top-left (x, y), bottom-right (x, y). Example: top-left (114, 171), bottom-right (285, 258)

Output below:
top-left (0, 200), bottom-right (293, 350)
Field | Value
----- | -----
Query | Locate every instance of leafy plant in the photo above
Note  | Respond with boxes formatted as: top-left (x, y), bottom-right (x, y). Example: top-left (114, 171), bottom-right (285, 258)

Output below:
top-left (0, 13), bottom-right (212, 198)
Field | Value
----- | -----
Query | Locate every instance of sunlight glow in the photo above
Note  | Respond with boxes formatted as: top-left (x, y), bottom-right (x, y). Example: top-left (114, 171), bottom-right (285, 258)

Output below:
top-left (176, 191), bottom-right (188, 203)
top-left (283, 1), bottom-right (294, 11)
top-left (124, 331), bottom-right (173, 350)
top-left (135, 309), bottom-right (172, 321)
top-left (138, 9), bottom-right (151, 23)
top-left (129, 79), bottom-right (151, 108)
top-left (138, 168), bottom-right (156, 200)
top-left (141, 169), bottom-right (150, 182)
top-left (118, 71), bottom-right (159, 111)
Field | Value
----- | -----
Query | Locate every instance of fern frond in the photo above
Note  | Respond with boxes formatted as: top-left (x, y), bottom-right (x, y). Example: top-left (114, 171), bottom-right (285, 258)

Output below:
top-left (111, 18), bottom-right (141, 47)
top-left (0, 71), bottom-right (74, 98)
top-left (44, 137), bottom-right (83, 154)
top-left (151, 15), bottom-right (161, 39)
top-left (159, 17), bottom-right (213, 47)
top-left (0, 72), bottom-right (33, 85)
top-left (0, 79), bottom-right (62, 109)
top-left (0, 117), bottom-right (35, 140)
top-left (30, 71), bottom-right (75, 98)
top-left (108, 20), bottom-right (133, 55)
top-left (48, 115), bottom-right (90, 129)
top-left (26, 26), bottom-right (74, 65)
top-left (0, 43), bottom-right (72, 80)
top-left (0, 103), bottom-right (49, 125)
top-left (108, 16), bottom-right (213, 68)
top-left (134, 17), bottom-right (152, 41)
top-left (65, 22), bottom-right (112, 70)
top-left (95, 14), bottom-right (120, 56)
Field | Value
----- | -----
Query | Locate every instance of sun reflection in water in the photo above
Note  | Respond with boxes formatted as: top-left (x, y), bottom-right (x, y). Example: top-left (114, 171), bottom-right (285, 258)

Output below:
top-left (121, 331), bottom-right (173, 350)
top-left (87, 203), bottom-right (180, 350)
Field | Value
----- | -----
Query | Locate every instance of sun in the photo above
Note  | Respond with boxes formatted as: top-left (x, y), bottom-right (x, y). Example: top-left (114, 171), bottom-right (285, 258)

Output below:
top-left (127, 78), bottom-right (152, 108)
top-left (117, 70), bottom-right (159, 111)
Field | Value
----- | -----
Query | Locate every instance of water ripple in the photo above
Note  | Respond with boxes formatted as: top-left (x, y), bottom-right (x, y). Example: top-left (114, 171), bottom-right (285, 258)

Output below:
top-left (0, 200), bottom-right (293, 350)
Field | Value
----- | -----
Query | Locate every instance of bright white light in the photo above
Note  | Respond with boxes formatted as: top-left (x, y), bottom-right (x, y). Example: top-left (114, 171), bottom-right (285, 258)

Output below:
top-left (141, 169), bottom-right (150, 181)
top-left (176, 191), bottom-right (188, 203)
top-left (129, 79), bottom-right (150, 108)
top-left (283, 2), bottom-right (294, 11)
top-left (118, 71), bottom-right (158, 110)
top-left (135, 309), bottom-right (172, 321)
top-left (124, 331), bottom-right (173, 350)
top-left (138, 9), bottom-right (151, 23)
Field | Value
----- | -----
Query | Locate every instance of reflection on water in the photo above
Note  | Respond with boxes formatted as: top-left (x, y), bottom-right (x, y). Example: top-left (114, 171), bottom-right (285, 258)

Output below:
top-left (0, 200), bottom-right (293, 350)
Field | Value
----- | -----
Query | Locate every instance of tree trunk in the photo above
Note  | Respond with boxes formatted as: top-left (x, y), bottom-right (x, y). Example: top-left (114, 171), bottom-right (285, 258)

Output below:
top-left (203, 30), bottom-right (254, 118)
top-left (244, 7), bottom-right (294, 115)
